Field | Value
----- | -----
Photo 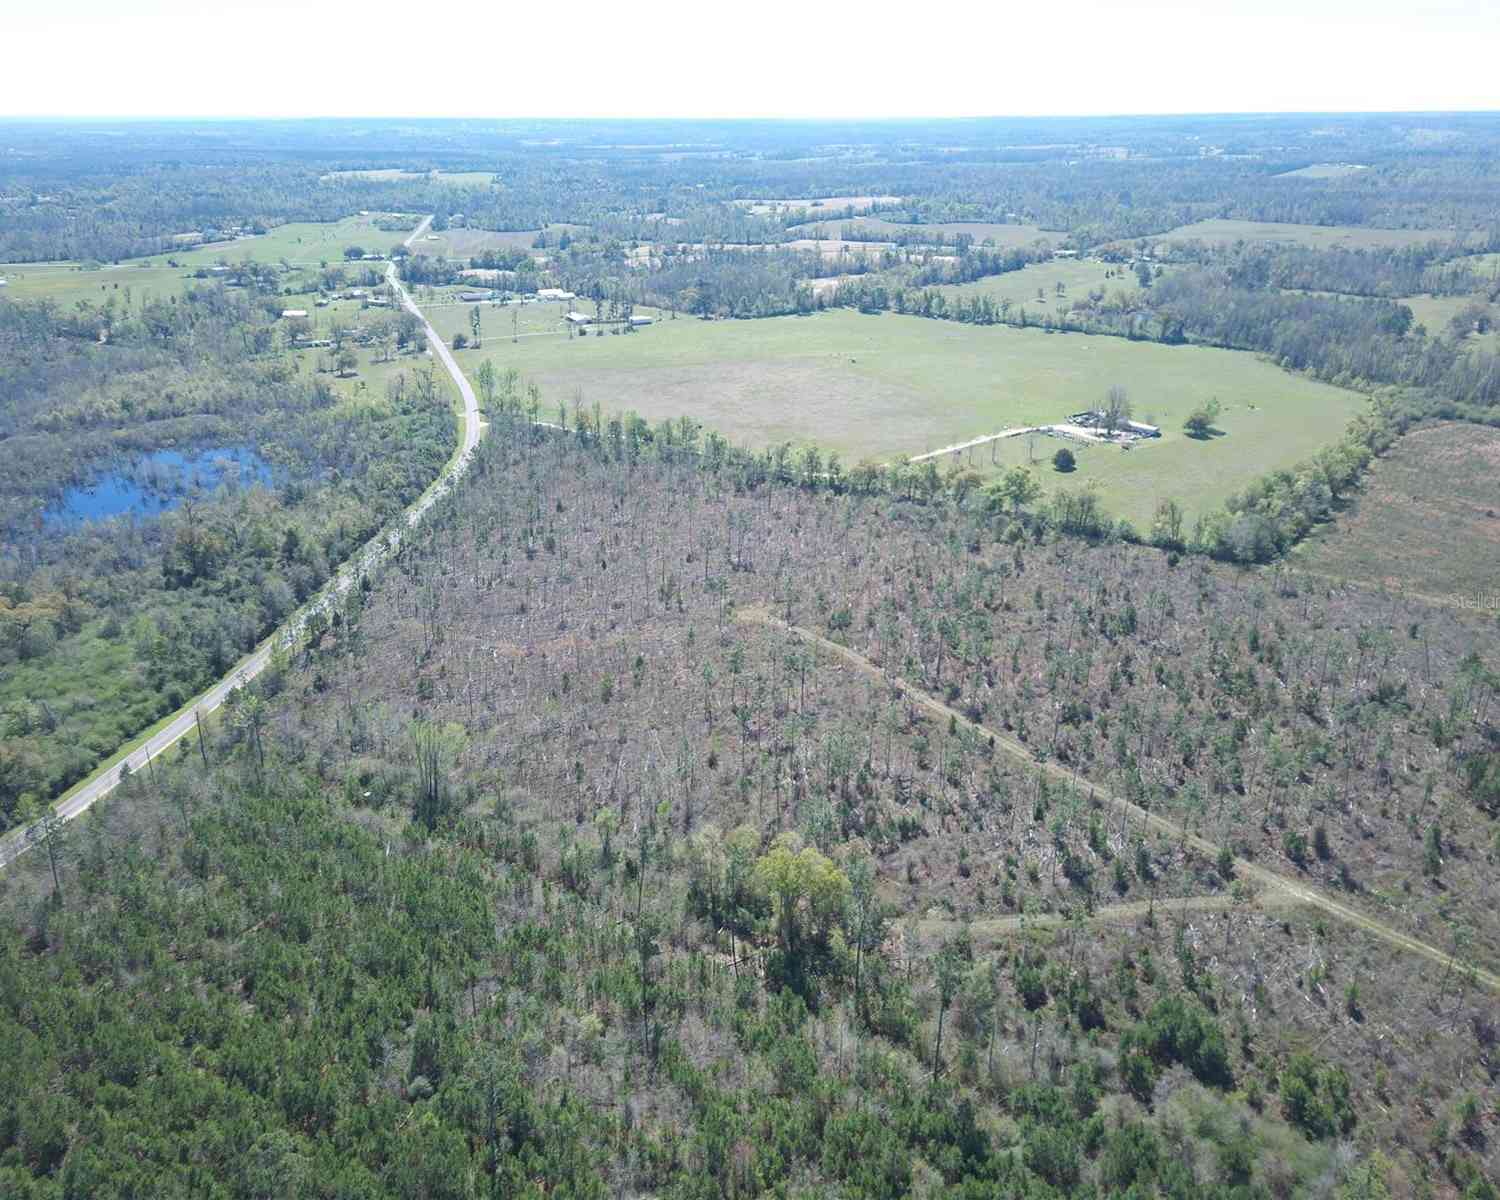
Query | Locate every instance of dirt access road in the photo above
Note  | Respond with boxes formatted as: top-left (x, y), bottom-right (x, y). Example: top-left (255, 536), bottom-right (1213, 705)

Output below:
top-left (915, 892), bottom-right (1297, 953)
top-left (738, 606), bottom-right (1500, 992)
top-left (0, 216), bottom-right (483, 871)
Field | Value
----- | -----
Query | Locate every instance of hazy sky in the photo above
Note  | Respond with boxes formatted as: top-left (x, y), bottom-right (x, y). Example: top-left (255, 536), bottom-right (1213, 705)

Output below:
top-left (3, 0), bottom-right (1498, 119)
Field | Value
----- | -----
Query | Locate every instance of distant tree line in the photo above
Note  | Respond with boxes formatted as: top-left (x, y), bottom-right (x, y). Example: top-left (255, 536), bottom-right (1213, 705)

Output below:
top-left (1166, 237), bottom-right (1500, 299)
top-left (11, 115), bottom-right (1500, 263)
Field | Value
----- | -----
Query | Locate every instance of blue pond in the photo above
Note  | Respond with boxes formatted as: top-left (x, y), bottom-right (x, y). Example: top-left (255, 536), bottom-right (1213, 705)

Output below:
top-left (47, 446), bottom-right (273, 527)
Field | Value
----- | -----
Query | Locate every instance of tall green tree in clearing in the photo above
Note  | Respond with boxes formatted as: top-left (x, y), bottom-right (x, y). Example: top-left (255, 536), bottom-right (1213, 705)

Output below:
top-left (412, 720), bottom-right (465, 832)
top-left (1424, 822), bottom-right (1443, 877)
top-left (753, 832), bottom-right (849, 995)
top-left (987, 465), bottom-right (1042, 515)
top-left (932, 926), bottom-right (973, 1081)
top-left (1150, 497), bottom-right (1186, 548)
top-left (476, 358), bottom-right (496, 409)
top-left (16, 798), bottom-right (69, 903)
top-left (1183, 398), bottom-right (1221, 438)
top-left (633, 796), bottom-right (671, 1065)
top-left (845, 852), bottom-right (886, 1017)
top-left (232, 688), bottom-right (269, 785)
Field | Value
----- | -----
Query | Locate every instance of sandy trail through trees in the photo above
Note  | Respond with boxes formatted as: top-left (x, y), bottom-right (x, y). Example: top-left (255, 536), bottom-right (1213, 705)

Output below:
top-left (739, 605), bottom-right (1500, 992)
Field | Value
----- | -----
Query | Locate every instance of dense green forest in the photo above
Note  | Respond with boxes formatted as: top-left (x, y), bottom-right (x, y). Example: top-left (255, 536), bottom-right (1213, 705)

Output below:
top-left (3, 410), bottom-right (1496, 1197)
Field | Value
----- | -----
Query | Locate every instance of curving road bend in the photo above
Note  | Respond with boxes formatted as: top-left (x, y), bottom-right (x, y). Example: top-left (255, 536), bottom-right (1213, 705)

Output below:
top-left (0, 215), bottom-right (482, 870)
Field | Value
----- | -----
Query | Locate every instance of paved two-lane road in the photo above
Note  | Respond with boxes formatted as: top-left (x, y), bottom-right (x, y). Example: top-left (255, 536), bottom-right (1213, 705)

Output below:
top-left (0, 216), bottom-right (482, 869)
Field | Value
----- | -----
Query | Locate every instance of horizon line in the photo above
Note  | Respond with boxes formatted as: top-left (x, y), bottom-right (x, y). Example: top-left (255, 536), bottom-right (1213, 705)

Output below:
top-left (4, 107), bottom-right (1500, 124)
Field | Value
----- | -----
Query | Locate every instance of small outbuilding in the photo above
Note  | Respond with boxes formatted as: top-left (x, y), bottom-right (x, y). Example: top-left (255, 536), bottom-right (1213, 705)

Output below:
top-left (280, 308), bottom-right (310, 319)
top-left (564, 311), bottom-right (593, 325)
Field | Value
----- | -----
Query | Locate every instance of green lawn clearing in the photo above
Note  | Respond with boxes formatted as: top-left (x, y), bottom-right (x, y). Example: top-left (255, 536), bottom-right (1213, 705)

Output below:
top-left (431, 305), bottom-right (1365, 527)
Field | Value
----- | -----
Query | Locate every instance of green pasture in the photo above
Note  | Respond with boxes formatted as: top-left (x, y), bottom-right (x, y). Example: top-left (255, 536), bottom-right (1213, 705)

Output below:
top-left (424, 296), bottom-right (581, 338)
top-left (958, 391), bottom-right (1360, 531)
top-left (0, 214), bottom-right (420, 307)
top-left (1, 214), bottom-right (420, 307)
top-left (430, 305), bottom-right (1365, 527)
top-left (0, 261), bottom-right (190, 308)
top-left (139, 214), bottom-right (417, 269)
top-left (933, 259), bottom-right (1148, 311)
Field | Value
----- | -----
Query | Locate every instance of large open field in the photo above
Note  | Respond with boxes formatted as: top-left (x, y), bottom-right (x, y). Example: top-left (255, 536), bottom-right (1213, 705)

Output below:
top-left (791, 216), bottom-right (1067, 246)
top-left (933, 258), bottom-right (1147, 312)
top-left (147, 214), bottom-right (416, 268)
top-left (1, 215), bottom-right (420, 307)
top-left (1152, 218), bottom-right (1473, 251)
top-left (431, 305), bottom-right (1364, 526)
top-left (955, 400), bottom-right (1359, 531)
top-left (410, 224), bottom-right (585, 258)
top-left (0, 260), bottom-right (191, 308)
top-left (1293, 421), bottom-right (1500, 599)
top-left (428, 171), bottom-right (502, 187)
top-left (414, 293), bottom-right (583, 337)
